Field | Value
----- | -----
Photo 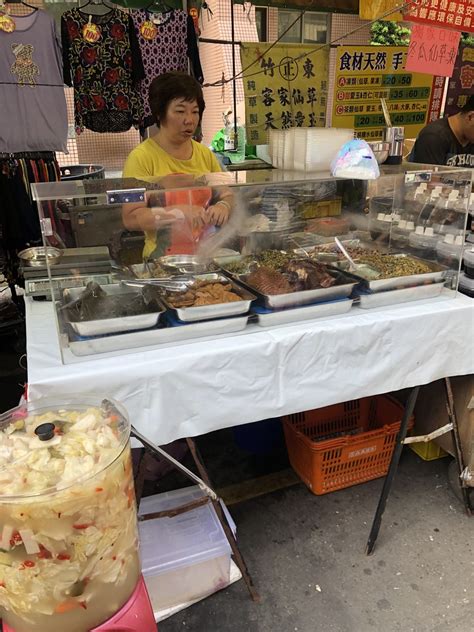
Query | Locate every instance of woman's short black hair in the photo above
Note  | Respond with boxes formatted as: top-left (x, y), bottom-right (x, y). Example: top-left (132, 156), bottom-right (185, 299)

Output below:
top-left (149, 72), bottom-right (205, 128)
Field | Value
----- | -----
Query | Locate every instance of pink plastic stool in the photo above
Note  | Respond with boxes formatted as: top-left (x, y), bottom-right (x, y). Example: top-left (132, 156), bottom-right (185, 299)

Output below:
top-left (3, 576), bottom-right (156, 632)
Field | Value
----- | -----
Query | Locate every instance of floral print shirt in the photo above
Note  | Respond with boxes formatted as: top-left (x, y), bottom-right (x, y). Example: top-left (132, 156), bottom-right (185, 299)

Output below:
top-left (61, 8), bottom-right (145, 134)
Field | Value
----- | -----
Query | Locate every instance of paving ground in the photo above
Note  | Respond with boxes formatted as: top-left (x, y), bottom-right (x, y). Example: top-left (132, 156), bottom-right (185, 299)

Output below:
top-left (160, 451), bottom-right (473, 632)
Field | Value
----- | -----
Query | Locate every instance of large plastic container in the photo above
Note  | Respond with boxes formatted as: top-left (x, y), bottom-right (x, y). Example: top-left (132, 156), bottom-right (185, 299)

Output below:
top-left (436, 235), bottom-right (464, 268)
top-left (139, 486), bottom-right (235, 611)
top-left (458, 272), bottom-right (474, 298)
top-left (0, 400), bottom-right (140, 632)
top-left (282, 396), bottom-right (414, 495)
top-left (408, 230), bottom-right (440, 261)
top-left (463, 247), bottom-right (474, 279)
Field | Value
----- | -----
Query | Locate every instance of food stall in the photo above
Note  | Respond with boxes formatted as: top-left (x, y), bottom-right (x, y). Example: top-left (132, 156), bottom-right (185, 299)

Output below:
top-left (23, 164), bottom-right (473, 447)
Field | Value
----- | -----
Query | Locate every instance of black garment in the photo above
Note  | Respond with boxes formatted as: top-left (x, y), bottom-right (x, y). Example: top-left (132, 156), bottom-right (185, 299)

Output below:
top-left (61, 8), bottom-right (145, 133)
top-left (412, 117), bottom-right (474, 168)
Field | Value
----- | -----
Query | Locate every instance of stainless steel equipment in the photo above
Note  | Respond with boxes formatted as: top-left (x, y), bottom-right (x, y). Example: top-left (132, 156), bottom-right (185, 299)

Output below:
top-left (384, 126), bottom-right (404, 165)
top-left (22, 247), bottom-right (113, 299)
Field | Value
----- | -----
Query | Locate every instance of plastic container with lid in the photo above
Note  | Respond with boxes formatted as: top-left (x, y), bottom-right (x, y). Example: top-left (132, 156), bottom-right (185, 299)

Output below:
top-left (390, 219), bottom-right (410, 250)
top-left (408, 228), bottom-right (439, 261)
top-left (0, 400), bottom-right (140, 632)
top-left (463, 247), bottom-right (474, 279)
top-left (436, 234), bottom-right (464, 268)
top-left (458, 272), bottom-right (474, 298)
top-left (138, 486), bottom-right (235, 612)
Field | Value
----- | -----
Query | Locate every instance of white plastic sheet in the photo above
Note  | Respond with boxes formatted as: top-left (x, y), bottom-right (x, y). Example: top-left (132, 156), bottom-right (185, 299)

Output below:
top-left (26, 294), bottom-right (474, 445)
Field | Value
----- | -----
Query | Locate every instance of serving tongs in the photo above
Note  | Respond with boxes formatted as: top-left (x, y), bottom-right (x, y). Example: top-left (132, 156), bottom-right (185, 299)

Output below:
top-left (121, 276), bottom-right (195, 292)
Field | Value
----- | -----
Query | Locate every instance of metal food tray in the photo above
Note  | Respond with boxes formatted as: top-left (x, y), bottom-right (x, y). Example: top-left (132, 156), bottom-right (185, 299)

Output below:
top-left (349, 255), bottom-right (447, 292)
top-left (161, 273), bottom-right (256, 322)
top-left (357, 282), bottom-right (445, 309)
top-left (231, 268), bottom-right (359, 310)
top-left (68, 315), bottom-right (249, 356)
top-left (254, 298), bottom-right (353, 327)
top-left (63, 284), bottom-right (164, 336)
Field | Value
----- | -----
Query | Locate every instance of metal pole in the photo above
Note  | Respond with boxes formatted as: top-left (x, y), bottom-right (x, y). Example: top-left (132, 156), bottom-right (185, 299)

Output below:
top-left (444, 377), bottom-right (472, 516)
top-left (366, 386), bottom-right (420, 555)
top-left (230, 0), bottom-right (238, 150)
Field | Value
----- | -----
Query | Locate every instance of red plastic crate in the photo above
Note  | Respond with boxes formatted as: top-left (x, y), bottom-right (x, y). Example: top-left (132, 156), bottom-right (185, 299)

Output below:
top-left (282, 396), bottom-right (414, 495)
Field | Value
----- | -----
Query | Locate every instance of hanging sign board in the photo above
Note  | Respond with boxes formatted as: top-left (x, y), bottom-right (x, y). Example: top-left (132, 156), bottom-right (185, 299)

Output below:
top-left (359, 0), bottom-right (402, 21)
top-left (404, 0), bottom-right (474, 33)
top-left (332, 46), bottom-right (444, 141)
top-left (445, 44), bottom-right (474, 115)
top-left (405, 24), bottom-right (461, 77)
top-left (240, 43), bottom-right (329, 145)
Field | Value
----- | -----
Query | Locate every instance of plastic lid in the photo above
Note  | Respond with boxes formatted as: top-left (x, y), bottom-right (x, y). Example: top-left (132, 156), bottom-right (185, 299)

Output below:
top-left (415, 225), bottom-right (424, 235)
top-left (407, 221), bottom-right (415, 230)
top-left (459, 272), bottom-right (474, 291)
top-left (448, 190), bottom-right (459, 200)
top-left (399, 220), bottom-right (407, 229)
top-left (425, 227), bottom-right (434, 237)
top-left (444, 233), bottom-right (455, 244)
top-left (455, 236), bottom-right (463, 246)
top-left (0, 401), bottom-right (129, 498)
top-left (139, 487), bottom-right (233, 576)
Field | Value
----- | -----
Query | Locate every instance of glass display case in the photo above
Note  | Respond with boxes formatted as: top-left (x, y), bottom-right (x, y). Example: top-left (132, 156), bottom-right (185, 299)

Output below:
top-left (31, 164), bottom-right (472, 364)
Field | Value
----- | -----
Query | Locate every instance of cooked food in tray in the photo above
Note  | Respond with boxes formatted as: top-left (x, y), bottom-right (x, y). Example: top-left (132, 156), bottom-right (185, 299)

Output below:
top-left (164, 279), bottom-right (244, 308)
top-left (246, 267), bottom-right (293, 295)
top-left (63, 282), bottom-right (161, 322)
top-left (308, 245), bottom-right (434, 278)
top-left (245, 259), bottom-right (338, 295)
top-left (349, 251), bottom-right (432, 278)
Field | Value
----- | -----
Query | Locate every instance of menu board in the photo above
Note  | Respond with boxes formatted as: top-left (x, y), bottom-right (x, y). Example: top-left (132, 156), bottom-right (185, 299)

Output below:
top-left (332, 46), bottom-right (444, 141)
top-left (445, 44), bottom-right (474, 115)
top-left (405, 0), bottom-right (474, 33)
top-left (240, 43), bottom-right (329, 145)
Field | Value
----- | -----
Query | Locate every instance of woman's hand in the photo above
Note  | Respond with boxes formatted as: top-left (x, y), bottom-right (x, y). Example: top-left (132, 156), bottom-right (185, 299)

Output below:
top-left (205, 200), bottom-right (231, 226)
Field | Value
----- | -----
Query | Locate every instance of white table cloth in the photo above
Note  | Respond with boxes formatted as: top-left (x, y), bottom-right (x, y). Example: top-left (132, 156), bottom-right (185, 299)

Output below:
top-left (26, 293), bottom-right (474, 445)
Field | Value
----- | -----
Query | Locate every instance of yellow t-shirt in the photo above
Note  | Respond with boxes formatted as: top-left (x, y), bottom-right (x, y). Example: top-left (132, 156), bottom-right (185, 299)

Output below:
top-left (123, 138), bottom-right (222, 179)
top-left (123, 138), bottom-right (223, 258)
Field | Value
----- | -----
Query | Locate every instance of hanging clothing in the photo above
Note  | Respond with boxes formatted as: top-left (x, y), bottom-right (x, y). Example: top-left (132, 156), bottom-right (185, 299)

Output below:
top-left (0, 152), bottom-right (60, 251)
top-left (61, 8), bottom-right (145, 134)
top-left (0, 10), bottom-right (68, 153)
top-left (130, 9), bottom-right (203, 129)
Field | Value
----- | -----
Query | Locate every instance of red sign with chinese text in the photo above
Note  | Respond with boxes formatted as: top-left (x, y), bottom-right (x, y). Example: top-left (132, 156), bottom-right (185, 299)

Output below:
top-left (405, 0), bottom-right (474, 33)
top-left (445, 45), bottom-right (474, 114)
top-left (406, 24), bottom-right (461, 77)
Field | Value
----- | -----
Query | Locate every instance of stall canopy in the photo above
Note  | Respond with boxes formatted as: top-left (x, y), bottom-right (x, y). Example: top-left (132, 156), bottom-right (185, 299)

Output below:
top-left (116, 0), bottom-right (359, 14)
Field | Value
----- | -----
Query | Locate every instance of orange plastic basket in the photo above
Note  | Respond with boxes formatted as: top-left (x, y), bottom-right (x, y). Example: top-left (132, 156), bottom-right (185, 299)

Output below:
top-left (282, 396), bottom-right (414, 495)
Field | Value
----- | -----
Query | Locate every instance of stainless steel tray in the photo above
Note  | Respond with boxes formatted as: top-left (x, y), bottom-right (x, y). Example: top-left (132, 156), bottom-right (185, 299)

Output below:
top-left (161, 273), bottom-right (256, 322)
top-left (232, 268), bottom-right (358, 309)
top-left (255, 299), bottom-right (353, 327)
top-left (63, 284), bottom-right (164, 336)
top-left (357, 282), bottom-right (445, 309)
top-left (349, 255), bottom-right (447, 292)
top-left (68, 315), bottom-right (249, 356)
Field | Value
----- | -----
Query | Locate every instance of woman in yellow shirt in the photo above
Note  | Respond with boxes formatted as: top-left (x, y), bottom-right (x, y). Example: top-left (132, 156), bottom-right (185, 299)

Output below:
top-left (122, 72), bottom-right (233, 258)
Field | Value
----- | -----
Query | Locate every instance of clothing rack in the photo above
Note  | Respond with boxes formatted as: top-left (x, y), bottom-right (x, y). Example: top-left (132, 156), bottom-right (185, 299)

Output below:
top-left (0, 151), bottom-right (56, 161)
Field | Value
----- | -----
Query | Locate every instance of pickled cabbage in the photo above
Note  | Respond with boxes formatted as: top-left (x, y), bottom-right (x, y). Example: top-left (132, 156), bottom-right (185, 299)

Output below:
top-left (0, 405), bottom-right (140, 632)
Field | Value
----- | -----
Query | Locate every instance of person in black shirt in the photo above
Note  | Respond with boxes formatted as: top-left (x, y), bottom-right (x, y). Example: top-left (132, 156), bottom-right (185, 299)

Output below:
top-left (411, 95), bottom-right (474, 167)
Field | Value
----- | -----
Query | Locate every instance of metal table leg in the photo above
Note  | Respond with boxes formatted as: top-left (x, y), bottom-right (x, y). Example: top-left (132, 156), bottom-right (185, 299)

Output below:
top-left (444, 378), bottom-right (472, 516)
top-left (366, 386), bottom-right (420, 555)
